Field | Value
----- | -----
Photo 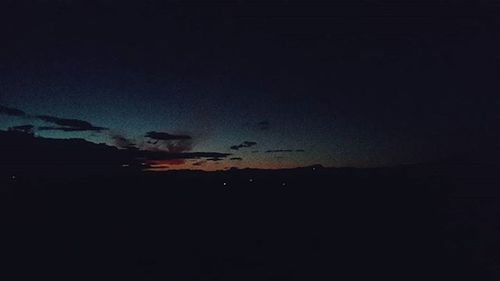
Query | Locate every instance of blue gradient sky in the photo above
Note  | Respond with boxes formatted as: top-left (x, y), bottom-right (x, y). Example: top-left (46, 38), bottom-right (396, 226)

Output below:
top-left (1, 1), bottom-right (498, 170)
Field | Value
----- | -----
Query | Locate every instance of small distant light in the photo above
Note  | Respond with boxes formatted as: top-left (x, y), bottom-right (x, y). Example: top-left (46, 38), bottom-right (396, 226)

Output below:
top-left (121, 164), bottom-right (129, 167)
top-left (223, 182), bottom-right (227, 186)
top-left (141, 162), bottom-right (147, 166)
top-left (282, 182), bottom-right (286, 186)
top-left (11, 175), bottom-right (16, 180)
top-left (249, 178), bottom-right (254, 183)
top-left (312, 167), bottom-right (316, 171)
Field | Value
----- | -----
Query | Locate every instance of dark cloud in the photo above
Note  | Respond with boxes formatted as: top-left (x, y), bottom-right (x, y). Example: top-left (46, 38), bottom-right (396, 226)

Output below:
top-left (251, 150), bottom-right (259, 153)
top-left (37, 115), bottom-right (93, 128)
top-left (164, 141), bottom-right (193, 153)
top-left (144, 139), bottom-right (193, 154)
top-left (206, 157), bottom-right (224, 162)
top-left (38, 126), bottom-right (107, 132)
top-left (257, 120), bottom-right (270, 130)
top-left (36, 115), bottom-right (108, 132)
top-left (111, 134), bottom-right (137, 149)
top-left (0, 105), bottom-right (26, 116)
top-left (192, 161), bottom-right (206, 166)
top-left (230, 157), bottom-right (242, 161)
top-left (1, 106), bottom-right (107, 133)
top-left (143, 151), bottom-right (230, 161)
top-left (145, 131), bottom-right (191, 141)
top-left (8, 125), bottom-right (34, 134)
top-left (144, 131), bottom-right (193, 154)
top-left (295, 149), bottom-right (305, 152)
top-left (230, 141), bottom-right (257, 150)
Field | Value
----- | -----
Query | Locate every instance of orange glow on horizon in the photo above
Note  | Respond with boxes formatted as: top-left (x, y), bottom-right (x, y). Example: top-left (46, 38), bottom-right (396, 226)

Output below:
top-left (145, 159), bottom-right (304, 172)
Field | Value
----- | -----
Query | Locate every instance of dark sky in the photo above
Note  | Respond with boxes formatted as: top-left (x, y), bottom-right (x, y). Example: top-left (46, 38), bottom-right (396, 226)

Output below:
top-left (1, 0), bottom-right (499, 170)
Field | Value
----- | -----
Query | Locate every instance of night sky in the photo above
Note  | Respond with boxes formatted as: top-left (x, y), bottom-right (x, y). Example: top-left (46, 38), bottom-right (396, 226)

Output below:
top-left (1, 1), bottom-right (499, 170)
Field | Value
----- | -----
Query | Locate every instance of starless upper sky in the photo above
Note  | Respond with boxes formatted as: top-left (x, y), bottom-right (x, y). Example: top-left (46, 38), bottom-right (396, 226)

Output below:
top-left (1, 0), bottom-right (499, 170)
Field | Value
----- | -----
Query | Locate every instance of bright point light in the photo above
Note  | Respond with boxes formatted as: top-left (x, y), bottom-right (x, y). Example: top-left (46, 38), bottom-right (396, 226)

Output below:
top-left (12, 175), bottom-right (16, 180)
top-left (249, 178), bottom-right (253, 182)
top-left (282, 182), bottom-right (286, 186)
top-left (223, 182), bottom-right (227, 186)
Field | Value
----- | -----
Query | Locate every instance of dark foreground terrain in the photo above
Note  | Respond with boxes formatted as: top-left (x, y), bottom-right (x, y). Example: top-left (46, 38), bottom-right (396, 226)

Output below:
top-left (2, 164), bottom-right (500, 280)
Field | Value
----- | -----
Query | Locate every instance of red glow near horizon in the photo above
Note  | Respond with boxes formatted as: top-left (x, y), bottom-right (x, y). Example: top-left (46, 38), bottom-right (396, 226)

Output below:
top-left (145, 158), bottom-right (304, 172)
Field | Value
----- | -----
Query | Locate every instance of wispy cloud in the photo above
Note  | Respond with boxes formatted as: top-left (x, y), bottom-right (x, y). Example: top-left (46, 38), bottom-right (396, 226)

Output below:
top-left (38, 125), bottom-right (107, 132)
top-left (145, 131), bottom-right (191, 140)
top-left (230, 141), bottom-right (257, 150)
top-left (1, 104), bottom-right (108, 132)
top-left (8, 125), bottom-right (35, 134)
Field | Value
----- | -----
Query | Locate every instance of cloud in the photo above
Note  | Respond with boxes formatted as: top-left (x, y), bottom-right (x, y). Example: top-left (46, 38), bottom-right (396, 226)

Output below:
top-left (111, 134), bottom-right (137, 149)
top-left (230, 141), bottom-right (257, 150)
top-left (8, 125), bottom-right (34, 134)
top-left (206, 157), bottom-right (224, 162)
top-left (145, 131), bottom-right (191, 141)
top-left (38, 126), bottom-right (107, 132)
top-left (1, 105), bottom-right (108, 132)
top-left (142, 150), bottom-right (230, 161)
top-left (37, 115), bottom-right (94, 128)
top-left (36, 115), bottom-right (108, 132)
top-left (144, 131), bottom-right (194, 155)
top-left (0, 105), bottom-right (26, 116)
top-left (295, 149), bottom-right (305, 152)
top-left (145, 139), bottom-right (193, 154)
top-left (230, 157), bottom-right (242, 161)
top-left (147, 159), bottom-right (184, 166)
top-left (143, 152), bottom-right (230, 167)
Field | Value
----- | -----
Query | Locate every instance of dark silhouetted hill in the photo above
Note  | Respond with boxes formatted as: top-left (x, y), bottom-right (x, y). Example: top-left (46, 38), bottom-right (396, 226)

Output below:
top-left (2, 130), bottom-right (500, 280)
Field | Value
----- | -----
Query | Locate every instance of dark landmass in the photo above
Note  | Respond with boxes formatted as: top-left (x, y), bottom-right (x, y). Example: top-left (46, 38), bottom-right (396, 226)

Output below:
top-left (1, 131), bottom-right (500, 280)
top-left (0, 130), bottom-right (231, 177)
